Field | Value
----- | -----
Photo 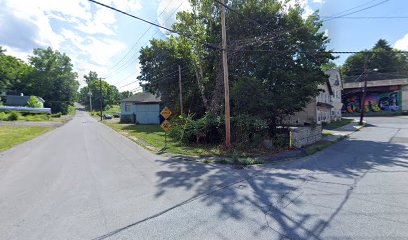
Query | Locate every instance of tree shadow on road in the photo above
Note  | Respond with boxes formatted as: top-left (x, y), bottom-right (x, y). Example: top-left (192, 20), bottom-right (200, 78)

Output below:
top-left (151, 137), bottom-right (408, 239)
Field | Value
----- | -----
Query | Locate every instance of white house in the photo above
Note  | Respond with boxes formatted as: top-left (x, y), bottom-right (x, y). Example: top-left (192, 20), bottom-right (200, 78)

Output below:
top-left (286, 69), bottom-right (343, 125)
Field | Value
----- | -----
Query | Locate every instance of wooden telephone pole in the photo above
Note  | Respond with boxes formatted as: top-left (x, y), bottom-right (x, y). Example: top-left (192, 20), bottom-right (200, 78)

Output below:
top-left (221, 0), bottom-right (231, 147)
top-left (99, 77), bottom-right (104, 121)
top-left (178, 65), bottom-right (183, 116)
top-left (359, 56), bottom-right (369, 125)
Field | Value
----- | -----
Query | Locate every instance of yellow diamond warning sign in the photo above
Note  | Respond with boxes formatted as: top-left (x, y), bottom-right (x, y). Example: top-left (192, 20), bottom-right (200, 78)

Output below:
top-left (160, 120), bottom-right (172, 132)
top-left (160, 107), bottom-right (172, 120)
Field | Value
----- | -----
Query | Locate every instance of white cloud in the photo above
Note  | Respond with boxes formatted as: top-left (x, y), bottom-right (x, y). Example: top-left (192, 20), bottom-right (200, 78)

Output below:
top-left (394, 34), bottom-right (408, 50)
top-left (313, 0), bottom-right (325, 3)
top-left (278, 0), bottom-right (315, 19)
top-left (0, 0), bottom-right (143, 87)
top-left (157, 0), bottom-right (192, 35)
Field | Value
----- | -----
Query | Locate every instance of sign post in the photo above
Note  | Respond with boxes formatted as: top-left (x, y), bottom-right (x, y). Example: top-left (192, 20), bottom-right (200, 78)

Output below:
top-left (160, 107), bottom-right (172, 148)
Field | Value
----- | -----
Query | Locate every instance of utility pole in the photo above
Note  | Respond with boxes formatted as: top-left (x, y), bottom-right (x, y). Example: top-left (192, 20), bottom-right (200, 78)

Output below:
top-left (99, 77), bottom-right (104, 121)
top-left (178, 65), bottom-right (183, 116)
top-left (221, 0), bottom-right (231, 147)
top-left (88, 91), bottom-right (93, 112)
top-left (359, 56), bottom-right (369, 125)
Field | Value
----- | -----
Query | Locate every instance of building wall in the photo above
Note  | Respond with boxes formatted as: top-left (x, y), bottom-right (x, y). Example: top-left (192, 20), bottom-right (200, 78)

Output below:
top-left (327, 70), bottom-right (343, 121)
top-left (402, 85), bottom-right (408, 111)
top-left (290, 125), bottom-right (322, 148)
top-left (120, 102), bottom-right (160, 124)
top-left (285, 101), bottom-right (317, 126)
top-left (343, 89), bottom-right (402, 114)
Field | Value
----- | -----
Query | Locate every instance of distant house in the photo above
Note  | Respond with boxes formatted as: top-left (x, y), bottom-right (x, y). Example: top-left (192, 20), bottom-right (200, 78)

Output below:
top-left (286, 69), bottom-right (343, 125)
top-left (1, 94), bottom-right (45, 108)
top-left (120, 92), bottom-right (161, 124)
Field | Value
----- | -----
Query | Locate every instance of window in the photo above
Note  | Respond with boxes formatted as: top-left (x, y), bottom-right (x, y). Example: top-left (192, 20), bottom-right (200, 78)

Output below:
top-left (125, 103), bottom-right (131, 112)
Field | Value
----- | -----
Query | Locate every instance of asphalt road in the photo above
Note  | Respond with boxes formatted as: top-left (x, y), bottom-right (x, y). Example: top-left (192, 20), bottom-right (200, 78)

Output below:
top-left (0, 112), bottom-right (407, 240)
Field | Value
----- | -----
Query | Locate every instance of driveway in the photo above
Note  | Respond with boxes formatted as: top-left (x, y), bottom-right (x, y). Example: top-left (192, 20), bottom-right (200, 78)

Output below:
top-left (0, 113), bottom-right (407, 239)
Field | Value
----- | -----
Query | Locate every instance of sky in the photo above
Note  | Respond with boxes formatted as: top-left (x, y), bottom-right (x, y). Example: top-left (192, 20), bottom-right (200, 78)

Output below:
top-left (0, 0), bottom-right (407, 92)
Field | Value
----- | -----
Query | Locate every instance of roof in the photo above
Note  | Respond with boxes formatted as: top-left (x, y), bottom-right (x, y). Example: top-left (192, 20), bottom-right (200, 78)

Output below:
top-left (0, 95), bottom-right (45, 106)
top-left (120, 92), bottom-right (161, 103)
top-left (317, 102), bottom-right (334, 109)
top-left (343, 78), bottom-right (408, 89)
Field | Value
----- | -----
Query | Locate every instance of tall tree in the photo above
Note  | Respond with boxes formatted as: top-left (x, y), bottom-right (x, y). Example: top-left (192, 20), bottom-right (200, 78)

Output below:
top-left (79, 71), bottom-right (121, 110)
top-left (342, 39), bottom-right (408, 79)
top-left (138, 0), bottom-right (333, 127)
top-left (0, 47), bottom-right (32, 94)
top-left (28, 47), bottom-right (79, 113)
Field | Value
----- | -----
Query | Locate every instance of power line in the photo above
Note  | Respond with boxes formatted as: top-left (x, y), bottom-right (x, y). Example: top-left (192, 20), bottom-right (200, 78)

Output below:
top-left (212, 0), bottom-right (277, 35)
top-left (322, 0), bottom-right (381, 20)
top-left (89, 0), bottom-right (219, 50)
top-left (118, 67), bottom-right (186, 90)
top-left (89, 0), bottom-right (177, 34)
top-left (101, 0), bottom-right (188, 81)
top-left (102, 0), bottom-right (177, 78)
top-left (323, 0), bottom-right (390, 22)
top-left (226, 49), bottom-right (408, 54)
top-left (321, 16), bottom-right (408, 19)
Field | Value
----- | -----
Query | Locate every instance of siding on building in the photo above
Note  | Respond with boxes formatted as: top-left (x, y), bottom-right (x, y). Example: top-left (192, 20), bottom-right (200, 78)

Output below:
top-left (120, 93), bottom-right (161, 125)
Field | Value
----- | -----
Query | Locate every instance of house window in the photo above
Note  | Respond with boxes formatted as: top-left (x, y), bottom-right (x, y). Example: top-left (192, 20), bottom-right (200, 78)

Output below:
top-left (125, 103), bottom-right (131, 112)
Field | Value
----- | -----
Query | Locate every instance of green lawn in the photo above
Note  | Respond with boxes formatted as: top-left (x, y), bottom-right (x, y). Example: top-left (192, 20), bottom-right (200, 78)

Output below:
top-left (323, 118), bottom-right (355, 130)
top-left (104, 105), bottom-right (120, 115)
top-left (0, 126), bottom-right (52, 152)
top-left (106, 123), bottom-right (221, 156)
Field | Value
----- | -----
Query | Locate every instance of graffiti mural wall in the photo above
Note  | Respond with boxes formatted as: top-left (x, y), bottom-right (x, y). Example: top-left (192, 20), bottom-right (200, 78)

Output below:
top-left (343, 91), bottom-right (402, 113)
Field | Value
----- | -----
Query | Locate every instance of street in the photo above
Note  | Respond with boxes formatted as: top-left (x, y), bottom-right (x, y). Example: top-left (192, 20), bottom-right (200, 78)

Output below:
top-left (1, 111), bottom-right (408, 239)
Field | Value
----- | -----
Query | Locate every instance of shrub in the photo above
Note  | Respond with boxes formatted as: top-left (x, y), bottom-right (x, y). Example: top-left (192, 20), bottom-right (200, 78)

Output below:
top-left (51, 112), bottom-right (62, 118)
top-left (7, 111), bottom-right (21, 121)
top-left (0, 112), bottom-right (7, 120)
top-left (169, 114), bottom-right (224, 145)
top-left (24, 114), bottom-right (50, 121)
top-left (26, 96), bottom-right (42, 108)
top-left (68, 105), bottom-right (76, 116)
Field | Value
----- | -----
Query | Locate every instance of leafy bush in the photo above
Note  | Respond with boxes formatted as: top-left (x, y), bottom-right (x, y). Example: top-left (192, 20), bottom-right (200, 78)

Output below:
top-left (0, 112), bottom-right (7, 120)
top-left (68, 105), bottom-right (76, 116)
top-left (26, 96), bottom-right (42, 108)
top-left (169, 114), bottom-right (224, 145)
top-left (51, 112), bottom-right (62, 118)
top-left (7, 111), bottom-right (21, 121)
top-left (24, 114), bottom-right (50, 121)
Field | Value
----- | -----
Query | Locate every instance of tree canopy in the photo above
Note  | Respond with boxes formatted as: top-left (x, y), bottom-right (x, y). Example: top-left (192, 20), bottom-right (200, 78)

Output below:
top-left (0, 47), bottom-right (80, 114)
top-left (138, 0), bottom-right (333, 128)
top-left (79, 71), bottom-right (123, 111)
top-left (341, 39), bottom-right (408, 80)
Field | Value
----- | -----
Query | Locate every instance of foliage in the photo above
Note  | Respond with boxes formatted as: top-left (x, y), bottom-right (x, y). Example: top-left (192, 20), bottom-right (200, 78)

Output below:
top-left (0, 126), bottom-right (52, 152)
top-left (67, 105), bottom-right (76, 116)
top-left (0, 112), bottom-right (6, 120)
top-left (78, 71), bottom-right (125, 111)
top-left (341, 39), bottom-right (408, 79)
top-left (7, 111), bottom-right (21, 121)
top-left (26, 96), bottom-right (42, 108)
top-left (26, 47), bottom-right (79, 114)
top-left (0, 48), bottom-right (33, 94)
top-left (106, 123), bottom-right (221, 156)
top-left (139, 0), bottom-right (333, 140)
top-left (51, 112), bottom-right (62, 118)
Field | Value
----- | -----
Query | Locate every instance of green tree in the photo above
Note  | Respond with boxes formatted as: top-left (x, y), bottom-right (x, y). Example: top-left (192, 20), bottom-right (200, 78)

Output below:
top-left (28, 47), bottom-right (79, 114)
top-left (0, 47), bottom-right (33, 94)
top-left (139, 0), bottom-right (333, 129)
top-left (79, 71), bottom-right (120, 111)
top-left (341, 39), bottom-right (408, 79)
top-left (118, 91), bottom-right (133, 101)
top-left (26, 96), bottom-right (42, 108)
